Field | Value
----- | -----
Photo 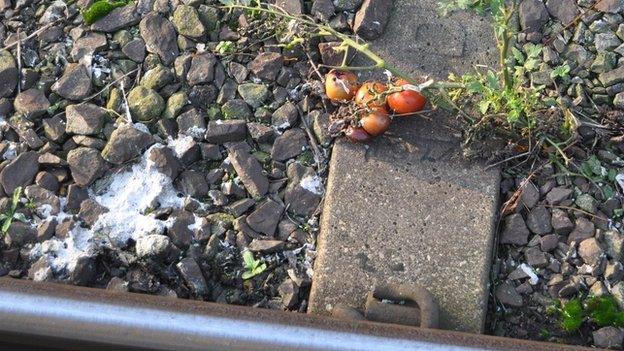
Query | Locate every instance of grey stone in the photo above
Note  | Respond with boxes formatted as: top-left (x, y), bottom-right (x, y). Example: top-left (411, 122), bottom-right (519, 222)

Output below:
top-left (41, 115), bottom-right (66, 142)
top-left (122, 38), bottom-right (146, 62)
top-left (551, 208), bottom-right (573, 235)
top-left (187, 53), bottom-right (217, 86)
top-left (520, 182), bottom-right (539, 208)
top-left (525, 246), bottom-right (548, 268)
top-left (519, 0), bottom-right (549, 32)
top-left (599, 65), bottom-right (624, 86)
top-left (91, 4), bottom-right (141, 32)
top-left (576, 193), bottom-right (598, 214)
top-left (579, 237), bottom-right (604, 266)
top-left (4, 222), bottom-right (36, 247)
top-left (526, 206), bottom-right (552, 235)
top-left (28, 257), bottom-right (53, 282)
top-left (228, 62), bottom-right (248, 84)
top-left (540, 234), bottom-right (559, 252)
top-left (172, 5), bottom-right (206, 39)
top-left (614, 92), bottom-right (624, 109)
top-left (596, 0), bottom-right (624, 13)
top-left (272, 129), bottom-right (307, 162)
top-left (141, 65), bottom-right (174, 90)
top-left (25, 185), bottom-right (60, 216)
top-left (102, 123), bottom-right (155, 164)
top-left (333, 0), bottom-right (362, 10)
top-left (271, 102), bottom-right (299, 129)
top-left (127, 86), bottom-right (165, 122)
top-left (495, 282), bottom-right (523, 307)
top-left (167, 210), bottom-right (195, 248)
top-left (285, 163), bottom-right (323, 217)
top-left (604, 230), bottom-right (624, 261)
top-left (248, 239), bottom-right (285, 253)
top-left (136, 234), bottom-right (171, 258)
top-left (246, 199), bottom-right (284, 235)
top-left (593, 327), bottom-right (624, 349)
top-left (595, 32), bottom-right (622, 52)
top-left (238, 83), bottom-right (269, 108)
top-left (70, 256), bottom-right (96, 286)
top-left (546, 0), bottom-right (578, 24)
top-left (275, 0), bottom-right (302, 13)
top-left (546, 186), bottom-right (572, 204)
top-left (51, 64), bottom-right (92, 101)
top-left (176, 257), bottom-right (208, 296)
top-left (228, 145), bottom-right (269, 198)
top-left (0, 151), bottom-right (39, 194)
top-left (205, 120), bottom-right (247, 144)
top-left (70, 33), bottom-right (107, 61)
top-left (176, 170), bottom-right (209, 198)
top-left (177, 108), bottom-right (206, 138)
top-left (13, 89), bottom-right (49, 118)
top-left (353, 0), bottom-right (393, 40)
top-left (568, 217), bottom-right (595, 243)
top-left (66, 185), bottom-right (88, 214)
top-left (311, 0), bottom-right (335, 20)
top-left (78, 199), bottom-right (108, 227)
top-left (501, 214), bottom-right (530, 245)
top-left (247, 123), bottom-right (276, 143)
top-left (147, 146), bottom-right (181, 179)
top-left (65, 104), bottom-right (107, 135)
top-left (67, 147), bottom-right (109, 187)
top-left (227, 198), bottom-right (255, 217)
top-left (279, 278), bottom-right (299, 308)
top-left (140, 13), bottom-right (179, 65)
top-left (0, 50), bottom-right (17, 98)
top-left (248, 52), bottom-right (283, 81)
top-left (221, 99), bottom-right (252, 120)
top-left (35, 172), bottom-right (59, 192)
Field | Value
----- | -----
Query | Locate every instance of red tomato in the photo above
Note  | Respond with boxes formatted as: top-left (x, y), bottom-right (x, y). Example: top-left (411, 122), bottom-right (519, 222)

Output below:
top-left (344, 126), bottom-right (371, 143)
top-left (354, 82), bottom-right (387, 109)
top-left (325, 70), bottom-right (359, 101)
top-left (387, 79), bottom-right (426, 115)
top-left (360, 109), bottom-right (391, 136)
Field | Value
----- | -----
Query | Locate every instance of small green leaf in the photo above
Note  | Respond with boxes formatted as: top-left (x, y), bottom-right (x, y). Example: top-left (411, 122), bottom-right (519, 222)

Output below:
top-left (524, 43), bottom-right (543, 59)
top-left (10, 186), bottom-right (22, 213)
top-left (477, 100), bottom-right (491, 114)
top-left (12, 212), bottom-right (27, 223)
top-left (550, 64), bottom-right (570, 79)
top-left (486, 71), bottom-right (499, 89)
top-left (511, 47), bottom-right (525, 64)
top-left (0, 214), bottom-right (7, 222)
top-left (242, 250), bottom-right (255, 268)
top-left (524, 58), bottom-right (540, 71)
top-left (1, 218), bottom-right (11, 233)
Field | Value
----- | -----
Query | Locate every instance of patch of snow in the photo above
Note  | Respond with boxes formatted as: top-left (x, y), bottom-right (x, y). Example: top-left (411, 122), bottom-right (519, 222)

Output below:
top-left (133, 123), bottom-right (150, 133)
top-left (519, 263), bottom-right (539, 285)
top-left (185, 126), bottom-right (206, 139)
top-left (29, 137), bottom-right (199, 274)
top-left (167, 134), bottom-right (195, 158)
top-left (616, 173), bottom-right (624, 192)
top-left (215, 119), bottom-right (223, 125)
top-left (300, 175), bottom-right (324, 195)
top-left (2, 142), bottom-right (17, 160)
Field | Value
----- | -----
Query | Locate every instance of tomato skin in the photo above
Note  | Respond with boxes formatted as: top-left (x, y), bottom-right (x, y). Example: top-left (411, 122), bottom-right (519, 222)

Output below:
top-left (345, 126), bottom-right (372, 143)
top-left (360, 110), bottom-right (391, 136)
top-left (355, 82), bottom-right (387, 109)
top-left (387, 79), bottom-right (426, 115)
top-left (325, 70), bottom-right (359, 101)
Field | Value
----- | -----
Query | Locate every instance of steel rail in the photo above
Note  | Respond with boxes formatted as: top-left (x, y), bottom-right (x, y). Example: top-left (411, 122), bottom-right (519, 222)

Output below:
top-left (0, 278), bottom-right (592, 351)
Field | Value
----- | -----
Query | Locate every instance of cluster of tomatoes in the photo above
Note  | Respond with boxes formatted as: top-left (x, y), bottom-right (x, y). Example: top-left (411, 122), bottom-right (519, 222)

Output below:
top-left (324, 70), bottom-right (427, 142)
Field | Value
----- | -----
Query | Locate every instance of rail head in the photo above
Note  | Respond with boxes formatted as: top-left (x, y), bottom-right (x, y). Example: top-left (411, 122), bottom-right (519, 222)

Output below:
top-left (0, 278), bottom-right (592, 351)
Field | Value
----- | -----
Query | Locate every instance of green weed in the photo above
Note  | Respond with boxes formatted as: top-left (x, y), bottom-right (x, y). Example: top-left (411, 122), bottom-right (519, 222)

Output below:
top-left (0, 187), bottom-right (27, 234)
top-left (241, 250), bottom-right (266, 280)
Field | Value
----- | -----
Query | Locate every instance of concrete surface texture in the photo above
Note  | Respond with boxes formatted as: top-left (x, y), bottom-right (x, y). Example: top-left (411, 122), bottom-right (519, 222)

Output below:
top-left (308, 0), bottom-right (500, 333)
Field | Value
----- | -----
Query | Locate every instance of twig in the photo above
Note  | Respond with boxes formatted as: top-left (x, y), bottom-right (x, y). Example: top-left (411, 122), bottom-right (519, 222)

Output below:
top-left (16, 30), bottom-right (21, 94)
top-left (297, 104), bottom-right (326, 171)
top-left (543, 204), bottom-right (609, 221)
top-left (1, 21), bottom-right (60, 51)
top-left (79, 67), bottom-right (139, 102)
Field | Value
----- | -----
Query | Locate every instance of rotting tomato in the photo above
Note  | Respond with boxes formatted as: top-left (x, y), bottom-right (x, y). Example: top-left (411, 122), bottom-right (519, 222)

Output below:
top-left (344, 125), bottom-right (372, 143)
top-left (325, 70), bottom-right (359, 101)
top-left (354, 82), bottom-right (387, 109)
top-left (360, 109), bottom-right (391, 136)
top-left (387, 79), bottom-right (427, 115)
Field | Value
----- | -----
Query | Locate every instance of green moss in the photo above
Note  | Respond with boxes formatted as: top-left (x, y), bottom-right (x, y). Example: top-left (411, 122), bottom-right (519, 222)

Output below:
top-left (206, 212), bottom-right (236, 224)
top-left (560, 299), bottom-right (584, 332)
top-left (587, 296), bottom-right (624, 327)
top-left (83, 0), bottom-right (130, 25)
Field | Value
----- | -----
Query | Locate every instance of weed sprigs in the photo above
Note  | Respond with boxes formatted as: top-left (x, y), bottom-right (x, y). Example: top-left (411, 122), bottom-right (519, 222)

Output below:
top-left (437, 0), bottom-right (575, 161)
top-left (549, 296), bottom-right (624, 333)
top-left (0, 187), bottom-right (26, 234)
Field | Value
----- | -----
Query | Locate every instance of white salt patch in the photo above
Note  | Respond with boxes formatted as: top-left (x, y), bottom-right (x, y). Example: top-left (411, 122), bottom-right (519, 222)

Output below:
top-left (277, 121), bottom-right (291, 130)
top-left (133, 123), bottom-right (150, 133)
top-left (185, 126), bottom-right (206, 138)
top-left (30, 138), bottom-right (195, 273)
top-left (519, 263), bottom-right (539, 285)
top-left (215, 119), bottom-right (223, 125)
top-left (2, 142), bottom-right (17, 160)
top-left (167, 134), bottom-right (195, 158)
top-left (300, 175), bottom-right (324, 195)
top-left (616, 173), bottom-right (624, 192)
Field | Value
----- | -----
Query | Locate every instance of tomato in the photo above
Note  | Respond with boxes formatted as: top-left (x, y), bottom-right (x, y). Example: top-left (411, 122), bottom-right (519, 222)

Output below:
top-left (325, 70), bottom-right (359, 101)
top-left (355, 82), bottom-right (387, 109)
top-left (360, 109), bottom-right (391, 136)
top-left (387, 79), bottom-right (426, 115)
top-left (344, 126), bottom-right (371, 143)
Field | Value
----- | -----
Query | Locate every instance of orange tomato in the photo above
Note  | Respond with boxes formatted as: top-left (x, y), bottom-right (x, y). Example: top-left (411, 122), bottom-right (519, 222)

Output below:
top-left (325, 70), bottom-right (359, 101)
top-left (387, 79), bottom-right (426, 115)
top-left (354, 82), bottom-right (387, 109)
top-left (360, 109), bottom-right (391, 136)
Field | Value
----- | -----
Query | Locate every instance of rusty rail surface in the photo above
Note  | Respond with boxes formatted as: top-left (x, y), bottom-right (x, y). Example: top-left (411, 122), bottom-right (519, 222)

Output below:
top-left (0, 278), bottom-right (592, 351)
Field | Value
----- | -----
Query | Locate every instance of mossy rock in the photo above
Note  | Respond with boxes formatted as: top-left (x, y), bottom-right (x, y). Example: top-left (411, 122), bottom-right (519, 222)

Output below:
top-left (237, 83), bottom-right (269, 108)
top-left (127, 86), bottom-right (165, 122)
top-left (163, 91), bottom-right (188, 119)
top-left (172, 5), bottom-right (206, 39)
